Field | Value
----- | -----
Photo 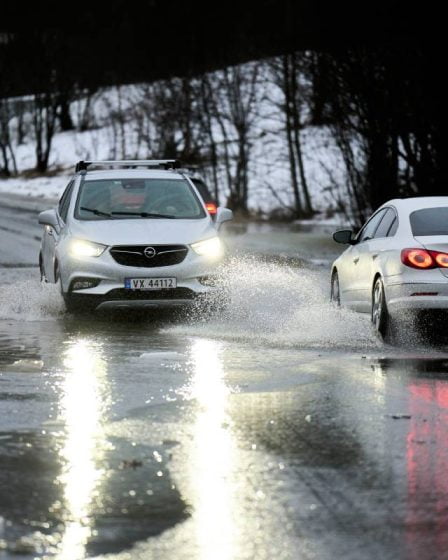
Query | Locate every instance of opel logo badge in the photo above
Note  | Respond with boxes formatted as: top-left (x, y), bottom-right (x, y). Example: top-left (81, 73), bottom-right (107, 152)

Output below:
top-left (144, 246), bottom-right (156, 259)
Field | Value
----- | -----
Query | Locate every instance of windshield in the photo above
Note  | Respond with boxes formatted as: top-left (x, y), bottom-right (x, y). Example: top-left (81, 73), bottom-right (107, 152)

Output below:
top-left (410, 207), bottom-right (448, 236)
top-left (75, 178), bottom-right (206, 220)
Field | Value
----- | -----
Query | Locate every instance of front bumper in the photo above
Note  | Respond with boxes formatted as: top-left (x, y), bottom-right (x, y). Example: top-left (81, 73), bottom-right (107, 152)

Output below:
top-left (65, 289), bottom-right (202, 310)
top-left (58, 245), bottom-right (223, 307)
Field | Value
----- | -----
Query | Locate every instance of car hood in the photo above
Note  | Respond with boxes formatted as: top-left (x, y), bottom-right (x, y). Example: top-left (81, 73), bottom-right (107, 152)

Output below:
top-left (69, 217), bottom-right (217, 246)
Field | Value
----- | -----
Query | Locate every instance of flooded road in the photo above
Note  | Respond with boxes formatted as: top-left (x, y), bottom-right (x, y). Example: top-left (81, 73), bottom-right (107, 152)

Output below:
top-left (1, 200), bottom-right (448, 560)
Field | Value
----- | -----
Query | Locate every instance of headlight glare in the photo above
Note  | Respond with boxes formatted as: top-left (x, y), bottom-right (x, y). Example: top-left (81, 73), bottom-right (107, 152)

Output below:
top-left (69, 239), bottom-right (106, 258)
top-left (191, 237), bottom-right (223, 258)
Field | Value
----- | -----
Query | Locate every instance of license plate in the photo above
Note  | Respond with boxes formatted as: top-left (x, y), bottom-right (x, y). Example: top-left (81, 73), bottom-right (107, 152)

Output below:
top-left (124, 277), bottom-right (177, 290)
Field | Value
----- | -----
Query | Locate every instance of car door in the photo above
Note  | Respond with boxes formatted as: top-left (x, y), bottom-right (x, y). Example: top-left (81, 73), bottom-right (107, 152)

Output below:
top-left (348, 208), bottom-right (388, 311)
top-left (42, 180), bottom-right (74, 281)
top-left (356, 208), bottom-right (398, 309)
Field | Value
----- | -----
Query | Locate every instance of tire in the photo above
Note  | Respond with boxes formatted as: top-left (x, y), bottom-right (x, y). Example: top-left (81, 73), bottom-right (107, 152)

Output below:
top-left (330, 271), bottom-right (341, 306)
top-left (371, 277), bottom-right (389, 338)
top-left (54, 262), bottom-right (68, 308)
top-left (54, 261), bottom-right (62, 291)
top-left (63, 294), bottom-right (90, 314)
top-left (54, 262), bottom-right (83, 314)
top-left (39, 253), bottom-right (47, 282)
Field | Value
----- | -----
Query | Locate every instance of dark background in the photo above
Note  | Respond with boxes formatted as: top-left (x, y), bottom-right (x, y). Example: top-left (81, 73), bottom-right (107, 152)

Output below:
top-left (0, 0), bottom-right (440, 92)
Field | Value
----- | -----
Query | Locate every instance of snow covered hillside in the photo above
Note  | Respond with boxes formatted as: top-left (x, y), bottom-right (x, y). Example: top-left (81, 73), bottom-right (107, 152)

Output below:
top-left (0, 66), bottom-right (348, 222)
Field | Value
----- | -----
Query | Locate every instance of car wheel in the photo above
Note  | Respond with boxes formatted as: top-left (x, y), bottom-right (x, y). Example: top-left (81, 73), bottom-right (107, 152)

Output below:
top-left (372, 277), bottom-right (389, 337)
top-left (63, 294), bottom-right (94, 314)
top-left (54, 262), bottom-right (80, 313)
top-left (54, 262), bottom-right (62, 291)
top-left (39, 253), bottom-right (47, 282)
top-left (330, 271), bottom-right (341, 306)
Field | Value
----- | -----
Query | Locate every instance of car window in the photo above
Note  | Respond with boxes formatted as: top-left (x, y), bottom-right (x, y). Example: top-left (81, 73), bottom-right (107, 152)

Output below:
top-left (357, 209), bottom-right (388, 242)
top-left (75, 178), bottom-right (206, 220)
top-left (387, 217), bottom-right (398, 237)
top-left (374, 208), bottom-right (397, 238)
top-left (58, 181), bottom-right (74, 222)
top-left (58, 181), bottom-right (72, 213)
top-left (410, 207), bottom-right (448, 236)
top-left (191, 178), bottom-right (214, 202)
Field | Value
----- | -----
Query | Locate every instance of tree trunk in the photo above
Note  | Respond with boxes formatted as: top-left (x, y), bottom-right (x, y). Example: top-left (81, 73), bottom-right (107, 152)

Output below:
top-left (289, 54), bottom-right (313, 215)
top-left (282, 55), bottom-right (302, 218)
top-left (58, 94), bottom-right (74, 131)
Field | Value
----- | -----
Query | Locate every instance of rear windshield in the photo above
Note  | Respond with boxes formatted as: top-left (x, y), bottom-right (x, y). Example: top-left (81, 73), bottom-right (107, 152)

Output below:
top-left (75, 178), bottom-right (206, 220)
top-left (410, 207), bottom-right (448, 236)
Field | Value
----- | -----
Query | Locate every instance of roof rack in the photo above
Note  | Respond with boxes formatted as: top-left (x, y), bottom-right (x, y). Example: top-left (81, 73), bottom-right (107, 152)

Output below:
top-left (75, 160), bottom-right (181, 172)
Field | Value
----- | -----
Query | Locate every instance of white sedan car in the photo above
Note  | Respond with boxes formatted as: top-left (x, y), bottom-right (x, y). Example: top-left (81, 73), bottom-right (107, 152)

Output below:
top-left (38, 160), bottom-right (233, 313)
top-left (331, 197), bottom-right (448, 336)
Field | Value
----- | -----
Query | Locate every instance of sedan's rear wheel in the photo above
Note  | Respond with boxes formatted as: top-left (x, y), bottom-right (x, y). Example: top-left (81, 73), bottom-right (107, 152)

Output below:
top-left (330, 271), bottom-right (341, 306)
top-left (372, 277), bottom-right (389, 337)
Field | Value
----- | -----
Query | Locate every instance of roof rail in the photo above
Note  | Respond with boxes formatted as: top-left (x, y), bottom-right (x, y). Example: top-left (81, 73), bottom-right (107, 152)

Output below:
top-left (75, 160), bottom-right (181, 172)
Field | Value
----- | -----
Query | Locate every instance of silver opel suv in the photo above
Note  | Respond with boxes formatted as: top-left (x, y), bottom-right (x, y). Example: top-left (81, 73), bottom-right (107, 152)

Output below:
top-left (38, 160), bottom-right (233, 312)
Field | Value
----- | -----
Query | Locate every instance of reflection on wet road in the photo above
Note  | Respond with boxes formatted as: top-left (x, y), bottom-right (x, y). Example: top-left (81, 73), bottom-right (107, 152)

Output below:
top-left (188, 339), bottom-right (236, 560)
top-left (58, 340), bottom-right (109, 559)
top-left (1, 305), bottom-right (448, 559)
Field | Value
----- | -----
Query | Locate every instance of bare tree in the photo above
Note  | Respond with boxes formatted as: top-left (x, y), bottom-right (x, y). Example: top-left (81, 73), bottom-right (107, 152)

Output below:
top-left (30, 92), bottom-right (59, 173)
top-left (208, 62), bottom-right (262, 214)
top-left (269, 53), bottom-right (313, 218)
top-left (197, 75), bottom-right (220, 202)
top-left (0, 99), bottom-right (18, 176)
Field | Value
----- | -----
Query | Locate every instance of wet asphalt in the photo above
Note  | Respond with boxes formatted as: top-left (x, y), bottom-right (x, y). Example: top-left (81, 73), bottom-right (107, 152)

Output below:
top-left (1, 199), bottom-right (448, 560)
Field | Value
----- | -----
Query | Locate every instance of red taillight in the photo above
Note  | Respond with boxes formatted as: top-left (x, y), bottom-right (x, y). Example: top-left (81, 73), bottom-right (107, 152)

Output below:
top-left (401, 249), bottom-right (434, 269)
top-left (434, 252), bottom-right (448, 268)
top-left (205, 202), bottom-right (217, 215)
top-left (401, 248), bottom-right (448, 269)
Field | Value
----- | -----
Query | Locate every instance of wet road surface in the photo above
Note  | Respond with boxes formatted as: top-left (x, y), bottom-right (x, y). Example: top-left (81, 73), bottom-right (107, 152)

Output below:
top-left (1, 197), bottom-right (448, 560)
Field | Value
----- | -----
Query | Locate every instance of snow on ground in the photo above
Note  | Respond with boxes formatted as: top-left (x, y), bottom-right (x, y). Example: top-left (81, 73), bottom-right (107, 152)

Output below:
top-left (0, 175), bottom-right (70, 200)
top-left (0, 71), bottom-right (349, 217)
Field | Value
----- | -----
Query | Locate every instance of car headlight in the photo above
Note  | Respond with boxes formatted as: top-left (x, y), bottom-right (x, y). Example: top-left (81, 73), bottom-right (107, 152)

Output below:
top-left (191, 237), bottom-right (223, 258)
top-left (69, 239), bottom-right (107, 258)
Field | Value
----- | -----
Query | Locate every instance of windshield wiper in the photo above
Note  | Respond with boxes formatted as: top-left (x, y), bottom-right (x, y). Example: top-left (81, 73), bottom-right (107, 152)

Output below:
top-left (111, 211), bottom-right (176, 219)
top-left (80, 206), bottom-right (113, 218)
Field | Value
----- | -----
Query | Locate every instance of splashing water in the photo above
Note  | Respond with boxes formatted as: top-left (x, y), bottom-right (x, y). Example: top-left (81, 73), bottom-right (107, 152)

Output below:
top-left (0, 278), bottom-right (64, 321)
top-left (0, 259), bottom-right (379, 349)
top-left (177, 257), bottom-right (379, 350)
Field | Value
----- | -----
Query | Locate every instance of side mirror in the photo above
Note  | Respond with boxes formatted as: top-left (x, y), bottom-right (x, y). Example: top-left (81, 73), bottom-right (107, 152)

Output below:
top-left (38, 209), bottom-right (59, 228)
top-left (215, 207), bottom-right (233, 228)
top-left (333, 229), bottom-right (355, 245)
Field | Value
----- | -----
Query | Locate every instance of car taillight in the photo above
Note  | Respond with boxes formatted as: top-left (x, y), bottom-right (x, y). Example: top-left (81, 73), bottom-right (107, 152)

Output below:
top-left (434, 252), bottom-right (448, 267)
top-left (401, 249), bottom-right (434, 269)
top-left (401, 248), bottom-right (448, 269)
top-left (205, 202), bottom-right (217, 215)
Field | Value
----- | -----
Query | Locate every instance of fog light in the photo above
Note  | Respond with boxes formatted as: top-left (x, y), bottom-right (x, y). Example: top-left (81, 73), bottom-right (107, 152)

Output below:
top-left (71, 278), bottom-right (100, 291)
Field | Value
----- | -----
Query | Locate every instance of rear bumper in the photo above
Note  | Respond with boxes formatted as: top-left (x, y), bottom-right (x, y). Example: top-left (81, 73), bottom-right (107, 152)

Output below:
top-left (388, 296), bottom-right (448, 312)
top-left (386, 281), bottom-right (448, 313)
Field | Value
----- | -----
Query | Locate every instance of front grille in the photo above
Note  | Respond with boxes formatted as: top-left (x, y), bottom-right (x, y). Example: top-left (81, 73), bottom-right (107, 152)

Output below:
top-left (110, 245), bottom-right (188, 267)
top-left (106, 288), bottom-right (195, 300)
